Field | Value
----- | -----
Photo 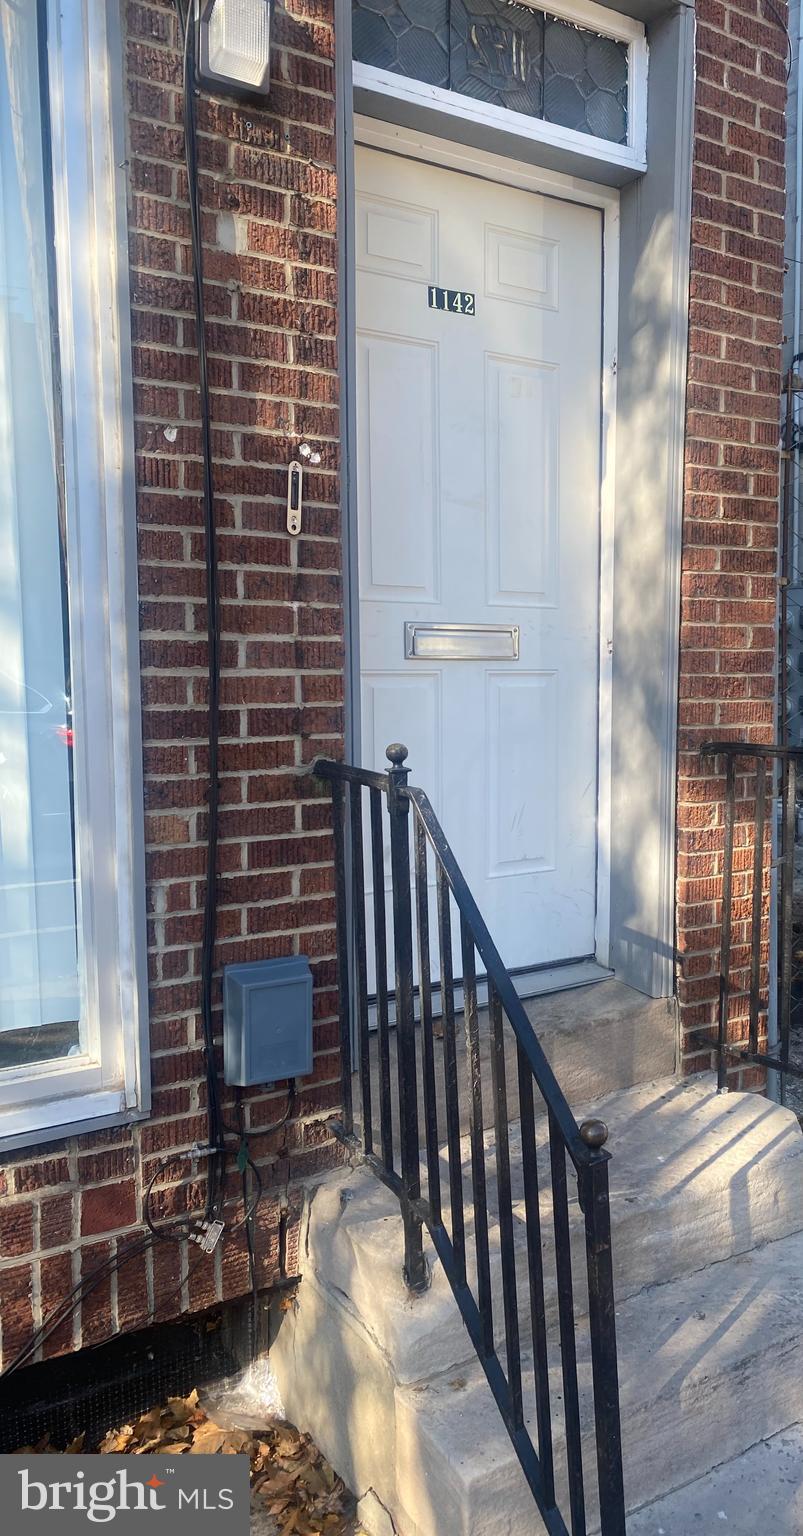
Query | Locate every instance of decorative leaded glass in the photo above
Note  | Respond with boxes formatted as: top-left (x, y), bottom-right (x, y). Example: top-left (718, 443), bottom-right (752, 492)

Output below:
top-left (352, 0), bottom-right (629, 145)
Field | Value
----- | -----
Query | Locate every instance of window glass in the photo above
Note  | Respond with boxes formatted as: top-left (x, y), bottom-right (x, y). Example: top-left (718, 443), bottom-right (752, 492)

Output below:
top-left (352, 0), bottom-right (629, 146)
top-left (0, 1), bottom-right (80, 1071)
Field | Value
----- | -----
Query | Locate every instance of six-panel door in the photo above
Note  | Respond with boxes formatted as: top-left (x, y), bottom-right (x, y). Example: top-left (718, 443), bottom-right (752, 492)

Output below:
top-left (356, 144), bottom-right (603, 977)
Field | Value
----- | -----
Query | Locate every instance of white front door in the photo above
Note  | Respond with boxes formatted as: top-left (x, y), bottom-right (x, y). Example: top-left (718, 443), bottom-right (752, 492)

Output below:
top-left (356, 144), bottom-right (603, 973)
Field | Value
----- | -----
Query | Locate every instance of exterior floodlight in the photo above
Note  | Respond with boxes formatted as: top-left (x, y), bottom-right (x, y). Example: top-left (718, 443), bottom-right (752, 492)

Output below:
top-left (197, 0), bottom-right (272, 102)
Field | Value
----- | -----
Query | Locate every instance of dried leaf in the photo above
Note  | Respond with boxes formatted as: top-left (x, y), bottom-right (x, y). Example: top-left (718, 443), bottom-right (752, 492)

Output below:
top-left (164, 1395), bottom-right (197, 1426)
top-left (298, 1462), bottom-right (327, 1497)
top-left (132, 1407), bottom-right (162, 1442)
top-left (225, 1429), bottom-right (253, 1454)
top-left (98, 1430), bottom-right (124, 1454)
top-left (188, 1422), bottom-right (228, 1456)
top-left (275, 1426), bottom-right (302, 1456)
top-left (260, 1471), bottom-right (297, 1498)
top-left (27, 1385), bottom-right (356, 1533)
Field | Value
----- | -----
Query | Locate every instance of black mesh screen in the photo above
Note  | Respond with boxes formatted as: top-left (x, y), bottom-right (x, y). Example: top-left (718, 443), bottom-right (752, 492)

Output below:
top-left (0, 1309), bottom-right (244, 1453)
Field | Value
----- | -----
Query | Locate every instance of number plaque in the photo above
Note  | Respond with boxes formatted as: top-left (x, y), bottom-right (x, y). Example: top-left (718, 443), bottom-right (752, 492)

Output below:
top-left (428, 286), bottom-right (476, 316)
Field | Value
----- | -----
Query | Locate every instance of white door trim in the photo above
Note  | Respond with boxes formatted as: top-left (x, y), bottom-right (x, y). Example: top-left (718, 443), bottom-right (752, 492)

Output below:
top-left (353, 115), bottom-right (619, 971)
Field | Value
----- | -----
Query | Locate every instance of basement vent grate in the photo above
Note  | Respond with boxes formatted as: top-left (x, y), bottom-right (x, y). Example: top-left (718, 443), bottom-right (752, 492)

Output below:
top-left (0, 1304), bottom-right (249, 1453)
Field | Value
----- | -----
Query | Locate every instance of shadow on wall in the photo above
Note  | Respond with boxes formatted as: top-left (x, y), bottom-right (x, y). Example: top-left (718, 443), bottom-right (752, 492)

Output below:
top-left (610, 186), bottom-right (690, 1003)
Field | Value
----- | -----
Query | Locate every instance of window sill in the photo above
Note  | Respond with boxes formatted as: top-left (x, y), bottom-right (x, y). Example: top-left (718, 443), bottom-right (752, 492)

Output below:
top-left (0, 1089), bottom-right (148, 1155)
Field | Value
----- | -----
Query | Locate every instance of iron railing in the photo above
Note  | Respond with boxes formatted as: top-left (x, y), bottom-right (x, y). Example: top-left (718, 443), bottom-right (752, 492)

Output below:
top-left (702, 740), bottom-right (803, 1094)
top-left (314, 744), bottom-right (625, 1536)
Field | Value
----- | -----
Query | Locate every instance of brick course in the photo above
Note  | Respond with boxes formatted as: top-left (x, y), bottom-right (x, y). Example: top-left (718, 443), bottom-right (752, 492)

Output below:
top-left (676, 0), bottom-right (787, 1079)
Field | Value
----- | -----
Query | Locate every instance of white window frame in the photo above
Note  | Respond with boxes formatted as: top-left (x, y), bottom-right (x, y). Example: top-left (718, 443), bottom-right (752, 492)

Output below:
top-left (0, 0), bottom-right (148, 1151)
top-left (353, 0), bottom-right (648, 177)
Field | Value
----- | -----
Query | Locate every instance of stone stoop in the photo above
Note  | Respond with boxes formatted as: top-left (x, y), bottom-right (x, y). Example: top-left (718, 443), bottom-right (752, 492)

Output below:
top-left (624, 1423), bottom-right (803, 1534)
top-left (364, 982), bottom-right (677, 1147)
top-left (271, 1064), bottom-right (803, 1535)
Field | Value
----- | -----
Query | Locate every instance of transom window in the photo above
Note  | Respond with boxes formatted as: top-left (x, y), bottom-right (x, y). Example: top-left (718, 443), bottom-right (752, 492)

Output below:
top-left (353, 0), bottom-right (629, 143)
top-left (352, 0), bottom-right (648, 171)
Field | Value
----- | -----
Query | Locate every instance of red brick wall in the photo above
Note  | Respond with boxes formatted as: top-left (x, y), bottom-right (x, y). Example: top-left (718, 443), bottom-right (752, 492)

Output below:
top-left (676, 0), bottom-right (786, 1077)
top-left (0, 0), bottom-right (345, 1370)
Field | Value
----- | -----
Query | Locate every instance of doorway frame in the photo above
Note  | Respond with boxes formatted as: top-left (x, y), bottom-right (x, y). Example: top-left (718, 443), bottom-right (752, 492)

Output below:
top-left (345, 118), bottom-right (620, 972)
top-left (336, 0), bottom-right (695, 1001)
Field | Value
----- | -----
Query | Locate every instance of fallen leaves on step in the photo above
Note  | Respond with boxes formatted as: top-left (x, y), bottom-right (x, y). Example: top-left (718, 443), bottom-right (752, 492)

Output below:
top-left (16, 1387), bottom-right (356, 1535)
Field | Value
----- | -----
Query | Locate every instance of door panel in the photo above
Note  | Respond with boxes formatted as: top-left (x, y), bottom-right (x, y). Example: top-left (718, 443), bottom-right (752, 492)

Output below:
top-left (356, 145), bottom-right (603, 974)
top-left (485, 353), bottom-right (558, 605)
top-left (357, 332), bottom-right (439, 600)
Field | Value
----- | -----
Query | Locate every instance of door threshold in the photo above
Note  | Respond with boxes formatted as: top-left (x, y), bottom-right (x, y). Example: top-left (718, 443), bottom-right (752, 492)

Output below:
top-left (509, 957), bottom-right (614, 1000)
top-left (369, 958), bottom-right (613, 1028)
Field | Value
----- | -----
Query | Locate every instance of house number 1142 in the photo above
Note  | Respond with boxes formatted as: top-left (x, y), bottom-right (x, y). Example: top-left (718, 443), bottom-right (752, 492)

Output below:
top-left (428, 286), bottom-right (476, 316)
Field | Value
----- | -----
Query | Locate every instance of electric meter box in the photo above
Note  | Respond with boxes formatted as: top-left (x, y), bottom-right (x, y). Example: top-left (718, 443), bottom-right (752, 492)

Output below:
top-left (223, 955), bottom-right (312, 1086)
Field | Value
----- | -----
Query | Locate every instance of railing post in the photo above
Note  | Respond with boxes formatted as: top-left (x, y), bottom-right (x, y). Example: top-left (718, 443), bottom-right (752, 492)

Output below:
top-left (579, 1127), bottom-right (626, 1536)
top-left (716, 753), bottom-right (736, 1092)
top-left (779, 754), bottom-right (796, 1098)
top-left (330, 777), bottom-right (354, 1137)
top-left (386, 742), bottom-right (427, 1293)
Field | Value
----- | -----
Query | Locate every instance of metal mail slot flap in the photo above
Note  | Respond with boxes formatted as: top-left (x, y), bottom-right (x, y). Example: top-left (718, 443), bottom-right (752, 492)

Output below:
top-left (404, 622), bottom-right (519, 661)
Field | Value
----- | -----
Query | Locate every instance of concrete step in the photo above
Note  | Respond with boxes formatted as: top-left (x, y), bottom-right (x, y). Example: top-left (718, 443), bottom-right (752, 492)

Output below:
top-left (394, 1232), bottom-right (803, 1535)
top-left (359, 983), bottom-right (678, 1155)
top-left (626, 1423), bottom-right (803, 1535)
top-left (361, 981), bottom-right (676, 1147)
top-left (521, 981), bottom-right (676, 1106)
top-left (310, 1075), bottom-right (803, 1382)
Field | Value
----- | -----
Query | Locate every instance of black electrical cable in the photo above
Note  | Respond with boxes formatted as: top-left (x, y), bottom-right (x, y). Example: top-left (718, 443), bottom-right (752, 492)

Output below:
top-left (235, 1091), bottom-right (260, 1362)
top-left (0, 1234), bottom-right (157, 1379)
top-left (0, 1228), bottom-right (223, 1383)
top-left (175, 0), bottom-right (227, 1221)
top-left (144, 1153), bottom-right (202, 1241)
top-left (760, 0), bottom-right (793, 78)
top-left (142, 1245), bottom-right (212, 1331)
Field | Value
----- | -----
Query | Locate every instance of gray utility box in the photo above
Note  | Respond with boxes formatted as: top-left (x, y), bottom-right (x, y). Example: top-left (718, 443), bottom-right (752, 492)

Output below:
top-left (223, 955), bottom-right (313, 1087)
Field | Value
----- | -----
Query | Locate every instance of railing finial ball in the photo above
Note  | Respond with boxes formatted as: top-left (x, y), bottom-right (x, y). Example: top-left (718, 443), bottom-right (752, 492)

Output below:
top-left (386, 742), bottom-right (409, 767)
top-left (580, 1118), bottom-right (608, 1149)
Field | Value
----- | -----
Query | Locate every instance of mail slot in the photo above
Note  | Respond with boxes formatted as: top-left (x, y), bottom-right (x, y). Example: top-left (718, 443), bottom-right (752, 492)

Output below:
top-left (404, 622), bottom-right (519, 661)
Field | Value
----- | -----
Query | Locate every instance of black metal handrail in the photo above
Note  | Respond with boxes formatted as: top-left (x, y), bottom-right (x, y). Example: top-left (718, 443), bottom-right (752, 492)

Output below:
top-left (314, 744), bottom-right (626, 1536)
top-left (702, 740), bottom-right (803, 1095)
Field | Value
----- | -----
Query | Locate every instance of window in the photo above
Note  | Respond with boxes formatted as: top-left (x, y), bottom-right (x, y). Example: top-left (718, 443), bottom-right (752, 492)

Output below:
top-left (0, 0), bottom-right (147, 1149)
top-left (352, 0), bottom-right (648, 170)
top-left (0, 1), bottom-right (79, 1070)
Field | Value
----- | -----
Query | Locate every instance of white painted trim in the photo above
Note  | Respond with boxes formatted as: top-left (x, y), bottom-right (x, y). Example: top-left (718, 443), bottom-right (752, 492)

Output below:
top-left (352, 0), bottom-right (648, 174)
top-left (353, 117), bottom-right (619, 968)
top-left (0, 0), bottom-right (148, 1147)
top-left (355, 114), bottom-right (620, 216)
top-left (0, 1055), bottom-right (103, 1110)
top-left (0, 1089), bottom-right (127, 1148)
